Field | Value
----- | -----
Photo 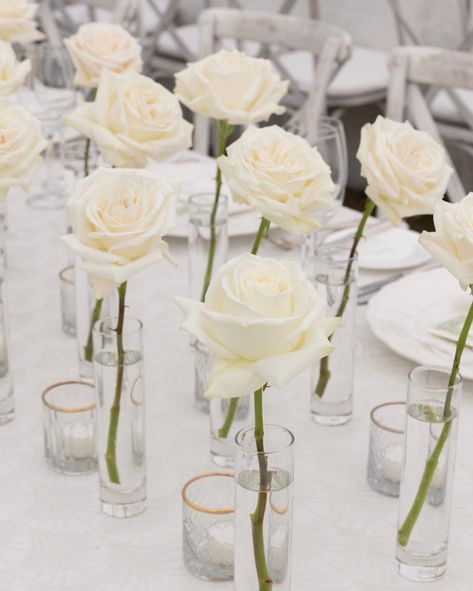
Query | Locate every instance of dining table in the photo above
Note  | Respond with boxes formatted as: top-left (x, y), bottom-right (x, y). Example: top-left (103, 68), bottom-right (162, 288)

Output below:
top-left (1, 151), bottom-right (472, 591)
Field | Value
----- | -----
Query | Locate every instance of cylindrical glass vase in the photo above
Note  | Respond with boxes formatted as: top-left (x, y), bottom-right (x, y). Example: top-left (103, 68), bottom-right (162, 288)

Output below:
top-left (234, 424), bottom-right (294, 591)
top-left (310, 245), bottom-right (357, 425)
top-left (209, 396), bottom-right (250, 467)
top-left (188, 193), bottom-right (228, 413)
top-left (0, 273), bottom-right (13, 425)
top-left (396, 365), bottom-right (462, 582)
top-left (75, 263), bottom-right (113, 380)
top-left (93, 316), bottom-right (147, 518)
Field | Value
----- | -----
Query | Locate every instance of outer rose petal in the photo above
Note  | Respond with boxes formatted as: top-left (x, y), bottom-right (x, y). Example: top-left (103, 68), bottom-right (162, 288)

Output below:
top-left (419, 231), bottom-right (473, 290)
top-left (205, 356), bottom-right (266, 400)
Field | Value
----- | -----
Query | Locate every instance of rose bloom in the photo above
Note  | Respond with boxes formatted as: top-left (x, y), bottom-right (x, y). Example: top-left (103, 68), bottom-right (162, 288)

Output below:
top-left (357, 116), bottom-right (452, 226)
top-left (175, 49), bottom-right (288, 124)
top-left (65, 22), bottom-right (142, 88)
top-left (0, 0), bottom-right (43, 43)
top-left (176, 253), bottom-right (338, 399)
top-left (0, 41), bottom-right (30, 96)
top-left (419, 194), bottom-right (473, 289)
top-left (64, 69), bottom-right (193, 168)
top-left (0, 98), bottom-right (47, 198)
top-left (218, 125), bottom-right (335, 234)
top-left (62, 167), bottom-right (178, 298)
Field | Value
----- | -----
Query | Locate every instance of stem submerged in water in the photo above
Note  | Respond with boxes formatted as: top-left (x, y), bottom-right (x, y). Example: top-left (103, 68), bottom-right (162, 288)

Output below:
top-left (397, 287), bottom-right (473, 546)
top-left (250, 386), bottom-right (272, 591)
top-left (200, 119), bottom-right (234, 303)
top-left (314, 198), bottom-right (375, 398)
top-left (105, 281), bottom-right (127, 485)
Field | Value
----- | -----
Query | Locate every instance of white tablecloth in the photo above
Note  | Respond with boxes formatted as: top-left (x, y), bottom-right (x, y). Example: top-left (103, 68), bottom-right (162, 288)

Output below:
top-left (1, 176), bottom-right (473, 591)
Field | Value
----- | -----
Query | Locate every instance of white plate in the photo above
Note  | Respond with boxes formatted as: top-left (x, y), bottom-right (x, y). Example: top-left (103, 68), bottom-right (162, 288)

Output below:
top-left (357, 227), bottom-right (430, 270)
top-left (367, 268), bottom-right (473, 380)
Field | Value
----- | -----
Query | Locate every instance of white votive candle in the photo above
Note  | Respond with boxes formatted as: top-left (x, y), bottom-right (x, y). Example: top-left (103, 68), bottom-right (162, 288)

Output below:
top-left (380, 442), bottom-right (403, 483)
top-left (62, 421), bottom-right (95, 460)
top-left (204, 520), bottom-right (234, 567)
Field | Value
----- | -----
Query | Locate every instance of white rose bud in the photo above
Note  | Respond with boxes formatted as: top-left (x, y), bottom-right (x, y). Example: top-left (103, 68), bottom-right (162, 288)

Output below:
top-left (0, 0), bottom-right (43, 43)
top-left (176, 253), bottom-right (339, 399)
top-left (65, 22), bottom-right (142, 88)
top-left (64, 69), bottom-right (193, 168)
top-left (62, 167), bottom-right (178, 298)
top-left (0, 41), bottom-right (30, 96)
top-left (218, 125), bottom-right (335, 235)
top-left (0, 98), bottom-right (47, 198)
top-left (175, 49), bottom-right (288, 124)
top-left (357, 116), bottom-right (452, 226)
top-left (419, 194), bottom-right (473, 289)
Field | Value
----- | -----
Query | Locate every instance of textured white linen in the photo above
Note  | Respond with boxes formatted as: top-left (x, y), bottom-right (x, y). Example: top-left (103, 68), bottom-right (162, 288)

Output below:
top-left (0, 179), bottom-right (472, 590)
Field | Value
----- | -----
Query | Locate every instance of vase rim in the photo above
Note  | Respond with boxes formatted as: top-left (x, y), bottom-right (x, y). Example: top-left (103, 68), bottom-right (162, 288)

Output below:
top-left (188, 192), bottom-right (229, 205)
top-left (370, 401), bottom-right (405, 434)
top-left (42, 380), bottom-right (95, 413)
top-left (313, 243), bottom-right (357, 263)
top-left (408, 364), bottom-right (462, 391)
top-left (58, 265), bottom-right (75, 284)
top-left (235, 423), bottom-right (295, 455)
top-left (181, 471), bottom-right (234, 515)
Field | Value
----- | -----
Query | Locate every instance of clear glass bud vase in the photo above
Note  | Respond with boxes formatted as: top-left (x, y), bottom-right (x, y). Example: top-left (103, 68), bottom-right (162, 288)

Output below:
top-left (396, 365), bottom-right (462, 582)
top-left (310, 245), bottom-right (357, 425)
top-left (93, 316), bottom-right (147, 518)
top-left (210, 396), bottom-right (250, 467)
top-left (0, 273), bottom-right (13, 424)
top-left (188, 193), bottom-right (228, 413)
top-left (234, 425), bottom-right (294, 591)
top-left (75, 263), bottom-right (113, 380)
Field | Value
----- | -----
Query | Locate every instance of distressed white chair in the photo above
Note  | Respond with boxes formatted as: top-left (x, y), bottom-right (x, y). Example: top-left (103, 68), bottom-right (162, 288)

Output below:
top-left (387, 0), bottom-right (473, 146)
top-left (142, 0), bottom-right (317, 77)
top-left (193, 7), bottom-right (352, 154)
top-left (39, 0), bottom-right (138, 46)
top-left (386, 46), bottom-right (473, 202)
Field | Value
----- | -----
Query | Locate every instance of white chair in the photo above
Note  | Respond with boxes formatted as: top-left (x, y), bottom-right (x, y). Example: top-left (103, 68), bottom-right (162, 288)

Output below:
top-left (39, 0), bottom-right (139, 46)
top-left (193, 7), bottom-right (352, 153)
top-left (142, 0), bottom-right (316, 77)
top-left (386, 46), bottom-right (473, 202)
top-left (387, 0), bottom-right (473, 142)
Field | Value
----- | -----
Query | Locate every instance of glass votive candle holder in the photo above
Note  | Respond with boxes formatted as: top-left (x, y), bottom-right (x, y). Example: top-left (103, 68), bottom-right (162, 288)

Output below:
top-left (42, 380), bottom-right (97, 475)
top-left (182, 472), bottom-right (235, 581)
top-left (367, 401), bottom-right (405, 497)
top-left (59, 265), bottom-right (76, 337)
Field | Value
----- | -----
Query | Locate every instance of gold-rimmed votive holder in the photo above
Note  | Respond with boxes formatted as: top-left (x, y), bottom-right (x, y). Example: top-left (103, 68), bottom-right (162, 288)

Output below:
top-left (42, 380), bottom-right (97, 475)
top-left (367, 401), bottom-right (405, 497)
top-left (182, 471), bottom-right (235, 581)
top-left (59, 265), bottom-right (76, 337)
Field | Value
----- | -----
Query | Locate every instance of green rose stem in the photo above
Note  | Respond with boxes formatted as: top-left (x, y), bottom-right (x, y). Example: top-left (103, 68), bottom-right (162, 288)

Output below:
top-left (314, 198), bottom-right (375, 398)
top-left (217, 217), bottom-right (271, 439)
top-left (84, 298), bottom-right (103, 362)
top-left (251, 384), bottom-right (272, 591)
top-left (397, 286), bottom-right (473, 547)
top-left (200, 119), bottom-right (234, 303)
top-left (81, 87), bottom-right (98, 360)
top-left (105, 281), bottom-right (127, 485)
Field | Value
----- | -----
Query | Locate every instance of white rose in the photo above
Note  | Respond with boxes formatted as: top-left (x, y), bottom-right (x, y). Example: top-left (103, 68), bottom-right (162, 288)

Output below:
top-left (174, 49), bottom-right (288, 125)
top-left (0, 98), bottom-right (47, 198)
top-left (357, 116), bottom-right (452, 226)
top-left (62, 167), bottom-right (178, 298)
top-left (65, 22), bottom-right (142, 88)
top-left (419, 194), bottom-right (473, 289)
top-left (0, 0), bottom-right (43, 43)
top-left (218, 125), bottom-right (335, 234)
top-left (176, 253), bottom-right (338, 399)
top-left (0, 41), bottom-right (30, 96)
top-left (64, 69), bottom-right (193, 168)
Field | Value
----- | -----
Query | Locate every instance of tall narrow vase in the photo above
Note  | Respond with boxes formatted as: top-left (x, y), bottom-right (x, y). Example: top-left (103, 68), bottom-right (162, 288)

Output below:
top-left (93, 316), bottom-right (147, 518)
top-left (188, 193), bottom-right (228, 412)
top-left (0, 275), bottom-right (13, 424)
top-left (234, 425), bottom-right (294, 591)
top-left (310, 245), bottom-right (357, 425)
top-left (75, 263), bottom-right (113, 380)
top-left (209, 396), bottom-right (250, 467)
top-left (396, 365), bottom-right (462, 582)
